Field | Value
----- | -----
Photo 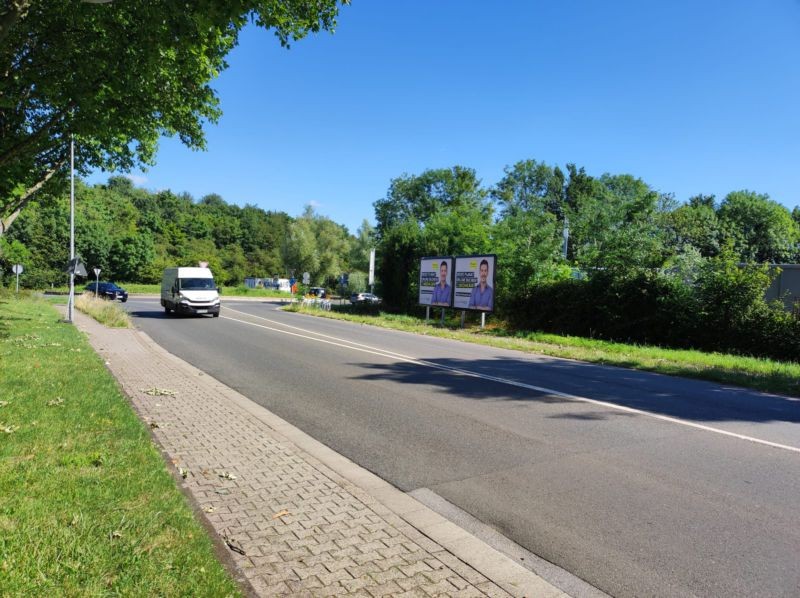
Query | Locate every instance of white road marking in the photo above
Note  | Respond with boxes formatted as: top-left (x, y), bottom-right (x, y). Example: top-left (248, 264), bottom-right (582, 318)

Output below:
top-left (221, 307), bottom-right (800, 455)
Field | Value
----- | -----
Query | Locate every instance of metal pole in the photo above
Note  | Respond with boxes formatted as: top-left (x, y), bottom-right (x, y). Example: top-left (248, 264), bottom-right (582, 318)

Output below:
top-left (425, 306), bottom-right (430, 323)
top-left (15, 271), bottom-right (19, 293)
top-left (67, 137), bottom-right (75, 323)
top-left (441, 308), bottom-right (445, 325)
top-left (481, 312), bottom-right (485, 329)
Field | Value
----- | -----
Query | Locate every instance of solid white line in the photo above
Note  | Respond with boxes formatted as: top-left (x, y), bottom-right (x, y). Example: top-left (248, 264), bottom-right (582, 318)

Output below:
top-left (221, 308), bottom-right (800, 455)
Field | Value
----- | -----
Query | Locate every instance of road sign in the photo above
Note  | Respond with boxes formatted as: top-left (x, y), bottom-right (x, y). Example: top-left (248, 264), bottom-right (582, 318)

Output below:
top-left (12, 264), bottom-right (22, 293)
top-left (93, 267), bottom-right (101, 277)
top-left (302, 271), bottom-right (310, 284)
top-left (66, 257), bottom-right (87, 277)
top-left (369, 249), bottom-right (375, 286)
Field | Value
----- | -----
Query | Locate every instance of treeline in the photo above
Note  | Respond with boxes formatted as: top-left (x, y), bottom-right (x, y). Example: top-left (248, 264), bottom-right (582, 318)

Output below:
top-left (0, 176), bottom-right (375, 291)
top-left (373, 161), bottom-right (800, 362)
top-left (3, 159), bottom-right (800, 361)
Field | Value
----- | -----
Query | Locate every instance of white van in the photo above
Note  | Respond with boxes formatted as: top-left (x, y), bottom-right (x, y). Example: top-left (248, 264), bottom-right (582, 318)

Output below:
top-left (161, 267), bottom-right (221, 317)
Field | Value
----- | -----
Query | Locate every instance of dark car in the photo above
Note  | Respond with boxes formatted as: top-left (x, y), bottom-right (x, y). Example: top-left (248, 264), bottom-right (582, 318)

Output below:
top-left (85, 281), bottom-right (128, 302)
top-left (309, 286), bottom-right (327, 298)
top-left (350, 292), bottom-right (381, 305)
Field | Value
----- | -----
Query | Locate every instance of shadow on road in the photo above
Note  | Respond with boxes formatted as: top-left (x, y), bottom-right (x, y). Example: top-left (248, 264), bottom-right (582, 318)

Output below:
top-left (350, 355), bottom-right (800, 425)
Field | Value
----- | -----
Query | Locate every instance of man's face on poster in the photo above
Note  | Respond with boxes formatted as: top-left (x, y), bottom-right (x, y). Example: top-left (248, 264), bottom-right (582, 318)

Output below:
top-left (439, 263), bottom-right (448, 285)
top-left (479, 262), bottom-right (488, 285)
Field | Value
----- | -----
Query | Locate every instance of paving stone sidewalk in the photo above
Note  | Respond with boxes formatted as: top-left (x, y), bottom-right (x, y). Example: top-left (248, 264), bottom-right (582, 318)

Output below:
top-left (72, 309), bottom-right (565, 597)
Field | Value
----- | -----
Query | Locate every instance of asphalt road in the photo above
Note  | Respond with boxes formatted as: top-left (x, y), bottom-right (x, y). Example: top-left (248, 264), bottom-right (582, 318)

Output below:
top-left (125, 298), bottom-right (800, 598)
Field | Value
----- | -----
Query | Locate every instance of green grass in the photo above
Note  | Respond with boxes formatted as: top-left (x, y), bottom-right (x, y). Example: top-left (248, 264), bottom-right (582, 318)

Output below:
top-left (0, 293), bottom-right (240, 597)
top-left (285, 303), bottom-right (800, 397)
top-left (75, 293), bottom-right (132, 328)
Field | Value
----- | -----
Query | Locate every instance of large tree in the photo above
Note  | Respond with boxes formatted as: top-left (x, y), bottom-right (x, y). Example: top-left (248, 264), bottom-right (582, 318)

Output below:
top-left (491, 159), bottom-right (565, 219)
top-left (663, 194), bottom-right (722, 258)
top-left (568, 173), bottom-right (667, 273)
top-left (0, 0), bottom-right (348, 235)
top-left (717, 191), bottom-right (800, 263)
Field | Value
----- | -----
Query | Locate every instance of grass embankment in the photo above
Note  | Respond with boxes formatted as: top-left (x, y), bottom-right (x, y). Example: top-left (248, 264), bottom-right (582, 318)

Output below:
top-left (286, 303), bottom-right (800, 397)
top-left (0, 293), bottom-right (239, 597)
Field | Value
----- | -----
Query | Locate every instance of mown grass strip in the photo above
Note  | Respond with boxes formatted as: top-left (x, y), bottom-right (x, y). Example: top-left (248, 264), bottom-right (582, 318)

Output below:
top-left (285, 303), bottom-right (800, 397)
top-left (0, 294), bottom-right (239, 597)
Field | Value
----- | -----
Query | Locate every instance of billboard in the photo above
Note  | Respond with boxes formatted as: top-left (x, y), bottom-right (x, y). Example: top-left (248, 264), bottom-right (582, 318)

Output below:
top-left (454, 255), bottom-right (496, 312)
top-left (418, 256), bottom-right (453, 307)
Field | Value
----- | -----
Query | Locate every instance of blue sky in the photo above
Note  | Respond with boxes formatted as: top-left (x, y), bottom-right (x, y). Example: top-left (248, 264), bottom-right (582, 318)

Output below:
top-left (89, 0), bottom-right (800, 235)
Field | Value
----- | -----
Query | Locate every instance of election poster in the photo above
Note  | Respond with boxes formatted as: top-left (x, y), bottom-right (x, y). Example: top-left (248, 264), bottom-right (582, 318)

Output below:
top-left (453, 255), bottom-right (496, 312)
top-left (418, 256), bottom-right (453, 307)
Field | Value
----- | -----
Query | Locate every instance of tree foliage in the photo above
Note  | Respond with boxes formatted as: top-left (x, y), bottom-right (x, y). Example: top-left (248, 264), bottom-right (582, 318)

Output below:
top-left (0, 0), bottom-right (348, 235)
top-left (717, 191), bottom-right (799, 263)
top-left (0, 178), bottom-right (359, 287)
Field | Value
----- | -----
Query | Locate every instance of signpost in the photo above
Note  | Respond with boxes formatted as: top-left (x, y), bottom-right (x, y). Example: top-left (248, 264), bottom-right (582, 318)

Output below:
top-left (93, 268), bottom-right (101, 297)
top-left (12, 264), bottom-right (23, 293)
top-left (368, 249), bottom-right (375, 294)
top-left (66, 256), bottom-right (87, 322)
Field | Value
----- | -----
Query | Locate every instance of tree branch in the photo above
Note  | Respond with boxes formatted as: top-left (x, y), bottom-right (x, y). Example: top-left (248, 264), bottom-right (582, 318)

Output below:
top-left (0, 159), bottom-right (65, 237)
top-left (0, 102), bottom-right (72, 168)
top-left (0, 0), bottom-right (31, 49)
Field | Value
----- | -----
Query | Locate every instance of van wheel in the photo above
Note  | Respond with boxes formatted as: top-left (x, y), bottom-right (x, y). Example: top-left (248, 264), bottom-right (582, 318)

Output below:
top-left (213, 311), bottom-right (220, 318)
top-left (164, 306), bottom-right (172, 315)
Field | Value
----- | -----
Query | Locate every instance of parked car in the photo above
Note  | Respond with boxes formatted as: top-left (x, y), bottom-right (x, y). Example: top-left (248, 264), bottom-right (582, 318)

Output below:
top-left (309, 286), bottom-right (327, 298)
top-left (85, 281), bottom-right (128, 302)
top-left (350, 292), bottom-right (381, 305)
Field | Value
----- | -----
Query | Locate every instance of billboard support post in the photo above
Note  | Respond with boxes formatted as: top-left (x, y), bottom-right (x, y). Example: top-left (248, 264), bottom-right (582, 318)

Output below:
top-left (425, 306), bottom-right (430, 323)
top-left (441, 309), bottom-right (445, 325)
top-left (460, 311), bottom-right (465, 328)
top-left (481, 312), bottom-right (485, 329)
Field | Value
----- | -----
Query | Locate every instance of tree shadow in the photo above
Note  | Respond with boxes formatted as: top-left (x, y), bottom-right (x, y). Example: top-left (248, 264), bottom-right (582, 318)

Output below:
top-left (349, 355), bottom-right (800, 425)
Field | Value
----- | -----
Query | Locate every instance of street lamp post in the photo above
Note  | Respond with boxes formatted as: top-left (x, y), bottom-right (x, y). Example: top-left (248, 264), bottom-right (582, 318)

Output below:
top-left (67, 137), bottom-right (75, 322)
top-left (66, 0), bottom-right (114, 323)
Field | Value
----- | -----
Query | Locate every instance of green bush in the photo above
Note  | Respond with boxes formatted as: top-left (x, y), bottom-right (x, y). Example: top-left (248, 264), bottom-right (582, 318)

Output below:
top-left (507, 251), bottom-right (800, 363)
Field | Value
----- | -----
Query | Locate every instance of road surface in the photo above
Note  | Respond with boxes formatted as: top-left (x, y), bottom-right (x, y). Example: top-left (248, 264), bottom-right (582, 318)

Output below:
top-left (124, 298), bottom-right (800, 597)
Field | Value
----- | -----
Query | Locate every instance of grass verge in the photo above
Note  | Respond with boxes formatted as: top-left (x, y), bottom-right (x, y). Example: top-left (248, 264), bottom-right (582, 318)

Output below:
top-left (285, 303), bottom-right (800, 397)
top-left (0, 293), bottom-right (240, 597)
top-left (76, 292), bottom-right (132, 328)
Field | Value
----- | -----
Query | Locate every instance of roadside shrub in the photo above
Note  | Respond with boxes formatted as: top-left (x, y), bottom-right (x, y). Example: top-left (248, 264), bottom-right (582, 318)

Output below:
top-left (505, 252), bottom-right (800, 363)
top-left (692, 249), bottom-right (775, 354)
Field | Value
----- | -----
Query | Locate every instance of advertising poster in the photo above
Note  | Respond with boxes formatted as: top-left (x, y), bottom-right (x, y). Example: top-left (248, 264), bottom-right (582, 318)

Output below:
top-left (454, 255), bottom-right (496, 312)
top-left (418, 257), bottom-right (453, 307)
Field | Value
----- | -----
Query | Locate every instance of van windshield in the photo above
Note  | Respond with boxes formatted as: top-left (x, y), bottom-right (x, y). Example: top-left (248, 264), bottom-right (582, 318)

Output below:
top-left (180, 278), bottom-right (215, 290)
